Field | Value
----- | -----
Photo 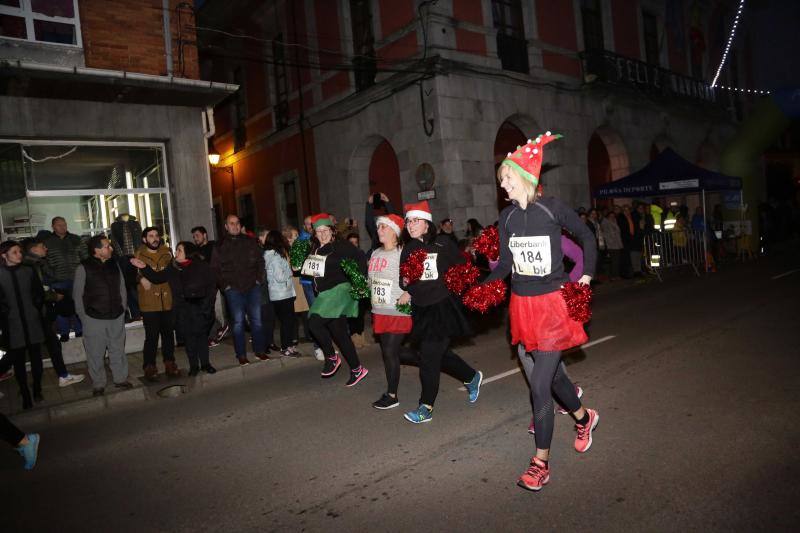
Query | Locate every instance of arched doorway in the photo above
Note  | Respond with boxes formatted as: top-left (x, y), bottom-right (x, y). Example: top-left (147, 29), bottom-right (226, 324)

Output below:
top-left (493, 121), bottom-right (528, 211)
top-left (588, 126), bottom-right (629, 207)
top-left (368, 139), bottom-right (402, 207)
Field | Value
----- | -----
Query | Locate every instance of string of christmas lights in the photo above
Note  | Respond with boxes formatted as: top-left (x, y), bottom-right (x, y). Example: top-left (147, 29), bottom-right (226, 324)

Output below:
top-left (711, 0), bottom-right (745, 88)
top-left (714, 85), bottom-right (770, 95)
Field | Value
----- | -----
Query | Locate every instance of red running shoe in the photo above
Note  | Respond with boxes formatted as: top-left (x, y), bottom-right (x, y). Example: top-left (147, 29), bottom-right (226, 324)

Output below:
top-left (517, 457), bottom-right (550, 492)
top-left (574, 408), bottom-right (599, 453)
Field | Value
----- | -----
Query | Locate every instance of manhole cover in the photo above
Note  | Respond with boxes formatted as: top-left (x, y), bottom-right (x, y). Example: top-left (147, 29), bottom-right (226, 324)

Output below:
top-left (157, 385), bottom-right (186, 398)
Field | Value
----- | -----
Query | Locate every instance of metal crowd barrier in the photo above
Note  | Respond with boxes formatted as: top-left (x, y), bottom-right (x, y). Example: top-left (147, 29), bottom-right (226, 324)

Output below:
top-left (643, 229), bottom-right (706, 281)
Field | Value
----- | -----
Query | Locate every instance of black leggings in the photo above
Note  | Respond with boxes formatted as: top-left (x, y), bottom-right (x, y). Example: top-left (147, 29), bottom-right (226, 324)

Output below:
top-left (272, 298), bottom-right (296, 350)
top-left (378, 333), bottom-right (420, 396)
top-left (519, 347), bottom-right (582, 450)
top-left (8, 345), bottom-right (43, 406)
top-left (419, 337), bottom-right (476, 407)
top-left (1, 414), bottom-right (25, 447)
top-left (308, 315), bottom-right (361, 370)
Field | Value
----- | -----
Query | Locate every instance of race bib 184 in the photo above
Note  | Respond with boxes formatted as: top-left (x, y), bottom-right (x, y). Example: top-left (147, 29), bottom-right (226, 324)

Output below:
top-left (509, 236), bottom-right (551, 277)
top-left (422, 253), bottom-right (438, 281)
top-left (370, 278), bottom-right (393, 307)
top-left (301, 254), bottom-right (327, 277)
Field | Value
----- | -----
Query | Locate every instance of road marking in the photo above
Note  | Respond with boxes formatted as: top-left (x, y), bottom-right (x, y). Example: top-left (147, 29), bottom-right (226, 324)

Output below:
top-left (458, 335), bottom-right (617, 390)
top-left (772, 269), bottom-right (800, 280)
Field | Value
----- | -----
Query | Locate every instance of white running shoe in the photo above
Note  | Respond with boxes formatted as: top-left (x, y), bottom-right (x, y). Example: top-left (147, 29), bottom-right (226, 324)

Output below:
top-left (59, 374), bottom-right (86, 387)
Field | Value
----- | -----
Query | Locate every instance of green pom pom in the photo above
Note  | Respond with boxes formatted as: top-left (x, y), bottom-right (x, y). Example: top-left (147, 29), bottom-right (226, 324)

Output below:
top-left (395, 302), bottom-right (412, 315)
top-left (341, 258), bottom-right (369, 300)
top-left (290, 239), bottom-right (311, 269)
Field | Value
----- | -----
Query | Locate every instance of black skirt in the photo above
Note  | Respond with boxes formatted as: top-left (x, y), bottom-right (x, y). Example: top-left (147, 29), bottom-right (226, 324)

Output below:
top-left (410, 294), bottom-right (472, 342)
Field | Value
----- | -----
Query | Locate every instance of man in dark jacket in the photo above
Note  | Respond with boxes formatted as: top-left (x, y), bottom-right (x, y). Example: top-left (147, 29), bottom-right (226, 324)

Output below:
top-left (43, 216), bottom-right (86, 341)
top-left (0, 240), bottom-right (45, 409)
top-left (73, 235), bottom-right (132, 396)
top-left (21, 238), bottom-right (85, 387)
top-left (210, 214), bottom-right (267, 364)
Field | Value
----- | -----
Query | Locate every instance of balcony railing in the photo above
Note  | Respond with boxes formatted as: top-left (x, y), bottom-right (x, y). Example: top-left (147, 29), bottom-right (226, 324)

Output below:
top-left (580, 49), bottom-right (718, 106)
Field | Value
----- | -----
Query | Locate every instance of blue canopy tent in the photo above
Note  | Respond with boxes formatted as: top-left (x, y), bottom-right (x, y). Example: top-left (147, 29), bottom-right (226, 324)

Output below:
top-left (593, 148), bottom-right (743, 274)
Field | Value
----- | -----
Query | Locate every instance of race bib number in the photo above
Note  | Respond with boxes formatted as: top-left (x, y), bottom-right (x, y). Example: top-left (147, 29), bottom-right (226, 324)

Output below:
top-left (422, 253), bottom-right (438, 281)
top-left (370, 278), bottom-right (393, 307)
top-left (301, 254), bottom-right (326, 277)
top-left (509, 236), bottom-right (551, 277)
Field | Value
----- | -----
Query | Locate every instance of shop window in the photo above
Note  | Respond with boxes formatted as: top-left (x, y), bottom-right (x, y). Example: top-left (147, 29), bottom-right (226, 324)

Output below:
top-left (350, 0), bottom-right (376, 91)
top-left (642, 11), bottom-right (659, 65)
top-left (0, 0), bottom-right (81, 46)
top-left (581, 0), bottom-right (604, 51)
top-left (0, 142), bottom-right (173, 244)
top-left (492, 0), bottom-right (528, 74)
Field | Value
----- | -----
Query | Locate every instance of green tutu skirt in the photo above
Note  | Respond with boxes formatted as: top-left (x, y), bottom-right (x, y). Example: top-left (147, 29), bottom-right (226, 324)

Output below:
top-left (309, 282), bottom-right (358, 319)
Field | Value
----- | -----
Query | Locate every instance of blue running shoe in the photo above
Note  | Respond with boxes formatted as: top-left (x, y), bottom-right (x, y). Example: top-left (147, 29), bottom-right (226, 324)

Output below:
top-left (17, 433), bottom-right (40, 471)
top-left (465, 370), bottom-right (483, 403)
top-left (403, 404), bottom-right (433, 424)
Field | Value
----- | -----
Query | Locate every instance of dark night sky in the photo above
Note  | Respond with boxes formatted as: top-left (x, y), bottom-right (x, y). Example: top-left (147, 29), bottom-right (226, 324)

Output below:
top-left (747, 0), bottom-right (800, 90)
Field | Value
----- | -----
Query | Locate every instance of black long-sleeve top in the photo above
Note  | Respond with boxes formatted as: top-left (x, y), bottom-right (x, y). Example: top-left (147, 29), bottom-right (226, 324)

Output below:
top-left (309, 240), bottom-right (367, 294)
top-left (138, 260), bottom-right (215, 313)
top-left (484, 197), bottom-right (597, 296)
top-left (400, 234), bottom-right (465, 307)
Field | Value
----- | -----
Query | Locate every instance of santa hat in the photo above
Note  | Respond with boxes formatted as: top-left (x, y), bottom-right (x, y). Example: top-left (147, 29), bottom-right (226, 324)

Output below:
top-left (500, 131), bottom-right (562, 186)
top-left (403, 201), bottom-right (433, 222)
top-left (375, 214), bottom-right (404, 236)
top-left (309, 213), bottom-right (334, 229)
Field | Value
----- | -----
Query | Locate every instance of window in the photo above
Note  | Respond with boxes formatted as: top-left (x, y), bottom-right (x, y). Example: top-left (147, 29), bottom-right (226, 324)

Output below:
top-left (232, 66), bottom-right (247, 152)
top-left (492, 0), bottom-right (528, 74)
top-left (0, 0), bottom-right (81, 46)
top-left (350, 0), bottom-right (376, 91)
top-left (0, 142), bottom-right (173, 244)
top-left (581, 0), bottom-right (604, 51)
top-left (272, 36), bottom-right (289, 130)
top-left (237, 191), bottom-right (254, 231)
top-left (642, 11), bottom-right (659, 65)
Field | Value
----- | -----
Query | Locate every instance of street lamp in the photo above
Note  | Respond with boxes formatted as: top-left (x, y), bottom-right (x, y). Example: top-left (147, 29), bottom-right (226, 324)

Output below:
top-left (208, 146), bottom-right (221, 166)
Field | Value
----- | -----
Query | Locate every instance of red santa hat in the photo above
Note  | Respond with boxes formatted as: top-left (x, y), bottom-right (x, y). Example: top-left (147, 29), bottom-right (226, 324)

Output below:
top-left (375, 213), bottom-right (405, 236)
top-left (309, 212), bottom-right (334, 229)
top-left (500, 131), bottom-right (562, 186)
top-left (403, 201), bottom-right (433, 222)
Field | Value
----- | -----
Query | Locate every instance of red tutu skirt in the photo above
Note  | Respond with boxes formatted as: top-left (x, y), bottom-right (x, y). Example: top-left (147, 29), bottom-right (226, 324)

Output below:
top-left (372, 313), bottom-right (413, 335)
top-left (509, 291), bottom-right (588, 352)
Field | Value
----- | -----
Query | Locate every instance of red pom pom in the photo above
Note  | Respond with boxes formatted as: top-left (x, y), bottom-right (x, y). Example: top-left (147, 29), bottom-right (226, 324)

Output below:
top-left (444, 263), bottom-right (481, 295)
top-left (400, 249), bottom-right (427, 286)
top-left (560, 282), bottom-right (592, 323)
top-left (472, 225), bottom-right (499, 262)
top-left (462, 280), bottom-right (507, 313)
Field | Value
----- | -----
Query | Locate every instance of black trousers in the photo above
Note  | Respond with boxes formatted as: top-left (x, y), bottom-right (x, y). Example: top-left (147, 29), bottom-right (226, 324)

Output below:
top-left (177, 303), bottom-right (210, 370)
top-left (261, 302), bottom-right (275, 347)
top-left (1, 414), bottom-right (24, 447)
top-left (7, 345), bottom-right (43, 406)
top-left (142, 310), bottom-right (175, 368)
top-left (347, 300), bottom-right (368, 336)
top-left (308, 315), bottom-right (361, 370)
top-left (378, 333), bottom-right (421, 396)
top-left (269, 298), bottom-right (296, 350)
top-left (418, 337), bottom-right (475, 407)
top-left (42, 318), bottom-right (68, 377)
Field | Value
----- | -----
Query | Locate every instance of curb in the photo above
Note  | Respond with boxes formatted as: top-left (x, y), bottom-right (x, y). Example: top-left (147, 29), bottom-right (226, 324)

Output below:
top-left (9, 354), bottom-right (322, 427)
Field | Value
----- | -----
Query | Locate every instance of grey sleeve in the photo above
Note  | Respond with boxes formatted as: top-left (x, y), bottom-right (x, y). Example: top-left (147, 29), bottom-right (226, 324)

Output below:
top-left (118, 265), bottom-right (127, 310)
top-left (73, 265), bottom-right (86, 318)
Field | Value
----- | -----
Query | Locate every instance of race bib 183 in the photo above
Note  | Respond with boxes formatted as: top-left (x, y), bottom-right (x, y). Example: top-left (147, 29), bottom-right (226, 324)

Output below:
top-left (301, 254), bottom-right (327, 277)
top-left (370, 278), bottom-right (393, 307)
top-left (509, 236), bottom-right (551, 277)
top-left (422, 253), bottom-right (438, 281)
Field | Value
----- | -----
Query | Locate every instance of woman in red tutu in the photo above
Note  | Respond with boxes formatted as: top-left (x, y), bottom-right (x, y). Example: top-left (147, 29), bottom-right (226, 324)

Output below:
top-left (482, 132), bottom-right (599, 492)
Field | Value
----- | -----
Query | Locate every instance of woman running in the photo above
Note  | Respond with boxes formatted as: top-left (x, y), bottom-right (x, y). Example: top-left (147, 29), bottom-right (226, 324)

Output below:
top-left (302, 213), bottom-right (369, 386)
top-left (482, 132), bottom-right (599, 491)
top-left (398, 201), bottom-right (482, 423)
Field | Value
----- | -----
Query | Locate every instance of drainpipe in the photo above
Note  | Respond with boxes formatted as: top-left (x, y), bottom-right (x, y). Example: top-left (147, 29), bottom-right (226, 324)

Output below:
top-left (203, 106), bottom-right (217, 237)
top-left (162, 0), bottom-right (174, 76)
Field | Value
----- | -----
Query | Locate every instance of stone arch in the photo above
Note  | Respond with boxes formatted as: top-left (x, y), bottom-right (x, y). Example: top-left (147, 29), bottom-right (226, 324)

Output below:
top-left (587, 126), bottom-right (629, 207)
top-left (493, 114), bottom-right (540, 211)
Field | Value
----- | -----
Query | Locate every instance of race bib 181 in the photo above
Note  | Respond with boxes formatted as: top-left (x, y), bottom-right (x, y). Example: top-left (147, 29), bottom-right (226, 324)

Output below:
top-left (370, 278), bottom-right (393, 307)
top-left (301, 254), bottom-right (327, 277)
top-left (422, 253), bottom-right (438, 281)
top-left (509, 236), bottom-right (551, 277)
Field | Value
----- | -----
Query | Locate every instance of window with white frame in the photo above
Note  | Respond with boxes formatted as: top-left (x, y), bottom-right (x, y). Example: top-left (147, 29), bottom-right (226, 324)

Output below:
top-left (0, 0), bottom-right (82, 47)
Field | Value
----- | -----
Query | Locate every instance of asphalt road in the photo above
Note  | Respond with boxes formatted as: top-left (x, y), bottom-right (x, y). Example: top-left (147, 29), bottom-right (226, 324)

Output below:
top-left (4, 250), bottom-right (800, 532)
